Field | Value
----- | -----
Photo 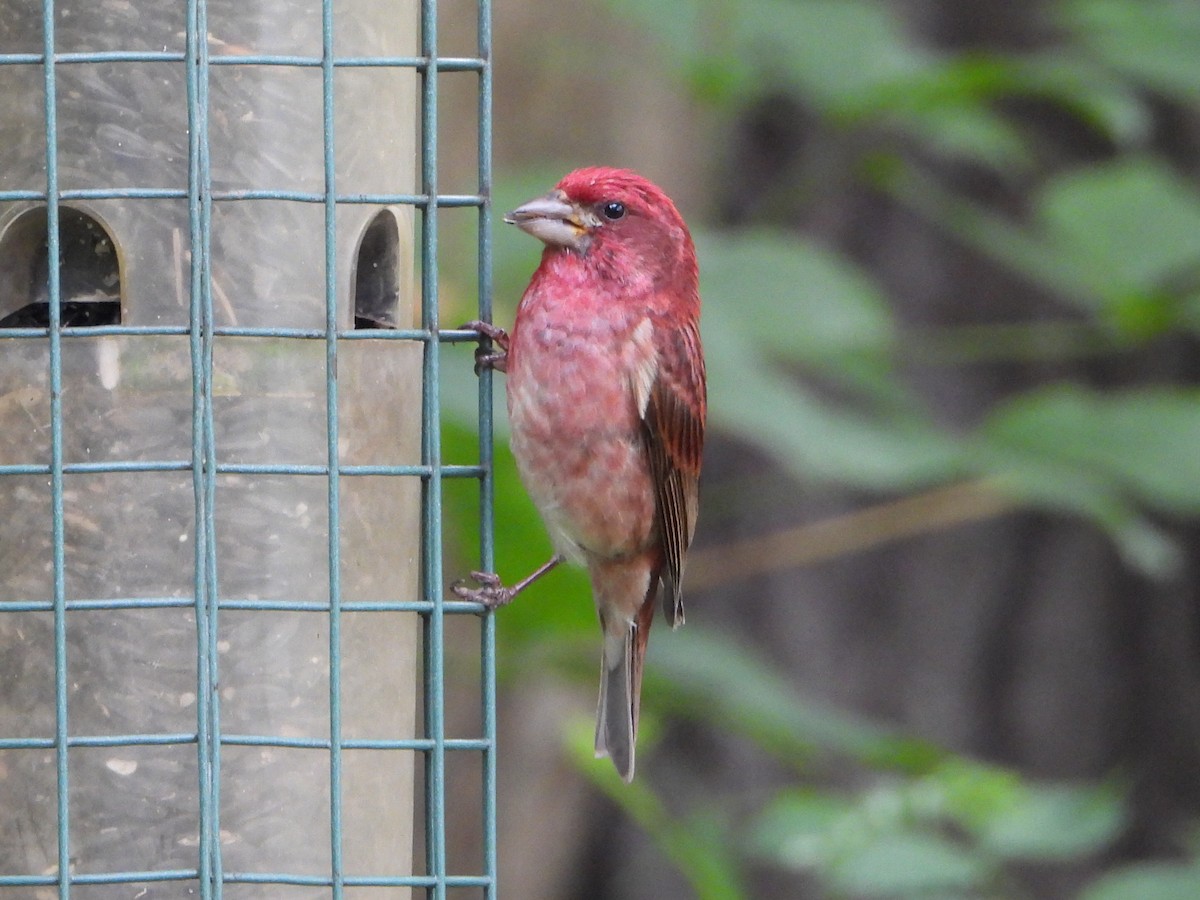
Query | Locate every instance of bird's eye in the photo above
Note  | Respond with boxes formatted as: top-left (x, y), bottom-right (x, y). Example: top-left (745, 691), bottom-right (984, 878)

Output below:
top-left (601, 201), bottom-right (626, 221)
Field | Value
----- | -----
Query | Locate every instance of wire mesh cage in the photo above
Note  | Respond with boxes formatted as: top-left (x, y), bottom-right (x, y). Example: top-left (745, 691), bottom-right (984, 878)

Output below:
top-left (0, 1), bottom-right (496, 897)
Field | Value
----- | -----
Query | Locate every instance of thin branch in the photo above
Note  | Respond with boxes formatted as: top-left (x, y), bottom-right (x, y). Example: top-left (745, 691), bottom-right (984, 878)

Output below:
top-left (686, 479), bottom-right (1017, 592)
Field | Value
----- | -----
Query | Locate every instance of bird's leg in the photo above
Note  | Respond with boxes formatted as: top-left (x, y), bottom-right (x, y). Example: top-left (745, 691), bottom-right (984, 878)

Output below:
top-left (452, 554), bottom-right (565, 611)
top-left (461, 319), bottom-right (510, 374)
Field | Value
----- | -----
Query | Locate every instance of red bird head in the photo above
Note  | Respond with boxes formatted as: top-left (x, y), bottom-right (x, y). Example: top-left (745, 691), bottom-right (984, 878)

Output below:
top-left (505, 167), bottom-right (698, 301)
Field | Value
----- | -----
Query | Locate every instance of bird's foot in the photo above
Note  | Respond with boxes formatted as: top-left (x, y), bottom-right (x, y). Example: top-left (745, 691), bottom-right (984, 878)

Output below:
top-left (452, 571), bottom-right (517, 610)
top-left (452, 555), bottom-right (564, 612)
top-left (473, 350), bottom-right (508, 374)
top-left (461, 320), bottom-right (510, 375)
top-left (462, 320), bottom-right (510, 347)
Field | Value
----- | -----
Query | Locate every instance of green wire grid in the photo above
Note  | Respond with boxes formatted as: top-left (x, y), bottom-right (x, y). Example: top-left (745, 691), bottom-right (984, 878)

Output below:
top-left (0, 0), bottom-right (497, 898)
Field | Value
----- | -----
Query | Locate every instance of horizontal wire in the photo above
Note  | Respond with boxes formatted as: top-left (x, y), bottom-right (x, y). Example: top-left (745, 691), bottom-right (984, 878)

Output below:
top-left (0, 734), bottom-right (196, 749)
top-left (0, 188), bottom-right (486, 206)
top-left (0, 597), bottom-right (487, 614)
top-left (0, 735), bottom-right (491, 752)
top-left (0, 327), bottom-right (484, 340)
top-left (0, 52), bottom-right (484, 71)
top-left (226, 873), bottom-right (493, 888)
top-left (0, 872), bottom-right (493, 889)
top-left (0, 462), bottom-right (483, 478)
top-left (223, 735), bottom-right (491, 751)
top-left (0, 870), bottom-right (197, 887)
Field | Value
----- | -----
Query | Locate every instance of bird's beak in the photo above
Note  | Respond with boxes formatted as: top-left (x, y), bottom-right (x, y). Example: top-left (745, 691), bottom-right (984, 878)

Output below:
top-left (504, 189), bottom-right (594, 250)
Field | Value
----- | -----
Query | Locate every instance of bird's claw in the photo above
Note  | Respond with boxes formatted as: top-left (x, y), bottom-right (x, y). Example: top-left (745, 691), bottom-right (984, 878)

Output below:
top-left (461, 320), bottom-right (511, 348)
top-left (461, 321), bottom-right (510, 375)
top-left (473, 349), bottom-right (507, 376)
top-left (451, 570), bottom-right (516, 611)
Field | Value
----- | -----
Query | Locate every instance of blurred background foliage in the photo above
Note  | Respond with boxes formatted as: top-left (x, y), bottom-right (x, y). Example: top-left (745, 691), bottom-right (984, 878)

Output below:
top-left (438, 0), bottom-right (1200, 896)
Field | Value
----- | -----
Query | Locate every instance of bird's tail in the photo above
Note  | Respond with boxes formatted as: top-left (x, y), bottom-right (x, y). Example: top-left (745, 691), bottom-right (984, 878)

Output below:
top-left (594, 576), bottom-right (658, 782)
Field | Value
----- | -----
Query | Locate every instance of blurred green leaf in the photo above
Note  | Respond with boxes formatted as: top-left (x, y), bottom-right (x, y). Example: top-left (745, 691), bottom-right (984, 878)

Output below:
top-left (1014, 52), bottom-right (1151, 144)
top-left (853, 54), bottom-right (1040, 168)
top-left (606, 0), bottom-right (930, 112)
top-left (933, 757), bottom-right (1126, 863)
top-left (754, 763), bottom-right (1127, 891)
top-left (933, 758), bottom-right (1024, 827)
top-left (1036, 159), bottom-right (1200, 318)
top-left (685, 53), bottom-right (756, 107)
top-left (733, 0), bottom-right (931, 113)
top-left (973, 383), bottom-right (1199, 574)
top-left (1063, 0), bottom-right (1200, 100)
top-left (757, 789), bottom-right (994, 897)
top-left (752, 790), bottom-right (849, 869)
top-left (1082, 862), bottom-right (1200, 900)
top-left (891, 157), bottom-right (1200, 330)
top-left (974, 782), bottom-right (1125, 860)
top-left (982, 384), bottom-right (1200, 515)
top-left (897, 101), bottom-right (1031, 170)
top-left (698, 230), bottom-right (967, 489)
top-left (704, 351), bottom-right (967, 490)
top-left (697, 227), bottom-right (911, 409)
top-left (884, 164), bottom-right (1108, 308)
top-left (607, 0), bottom-right (1035, 168)
top-left (697, 231), bottom-right (895, 362)
top-left (828, 832), bottom-right (989, 897)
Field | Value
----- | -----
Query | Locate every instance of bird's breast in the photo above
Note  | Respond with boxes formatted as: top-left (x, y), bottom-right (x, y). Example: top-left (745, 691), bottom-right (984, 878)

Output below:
top-left (506, 305), bottom-right (657, 562)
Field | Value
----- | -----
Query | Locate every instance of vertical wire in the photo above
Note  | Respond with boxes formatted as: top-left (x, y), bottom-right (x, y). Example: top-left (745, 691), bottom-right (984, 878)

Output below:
top-left (184, 0), bottom-right (210, 891)
top-left (185, 0), bottom-right (221, 896)
top-left (320, 0), bottom-right (345, 896)
top-left (475, 0), bottom-right (498, 895)
top-left (199, 26), bottom-right (224, 900)
top-left (419, 0), bottom-right (446, 896)
top-left (41, 1), bottom-right (69, 896)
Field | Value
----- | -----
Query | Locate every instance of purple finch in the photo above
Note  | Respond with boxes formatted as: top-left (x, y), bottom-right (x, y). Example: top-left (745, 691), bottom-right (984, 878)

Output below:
top-left (455, 167), bottom-right (706, 781)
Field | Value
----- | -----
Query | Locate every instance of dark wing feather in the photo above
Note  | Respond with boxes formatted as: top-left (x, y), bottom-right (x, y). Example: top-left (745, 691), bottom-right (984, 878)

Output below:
top-left (643, 317), bottom-right (706, 627)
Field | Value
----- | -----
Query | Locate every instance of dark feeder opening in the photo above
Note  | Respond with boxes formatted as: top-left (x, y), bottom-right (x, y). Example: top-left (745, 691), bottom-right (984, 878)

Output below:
top-left (352, 208), bottom-right (401, 329)
top-left (0, 205), bottom-right (122, 329)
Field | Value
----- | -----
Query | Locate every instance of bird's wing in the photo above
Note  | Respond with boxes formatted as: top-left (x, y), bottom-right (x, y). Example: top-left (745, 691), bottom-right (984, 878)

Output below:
top-left (632, 315), bottom-right (706, 627)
